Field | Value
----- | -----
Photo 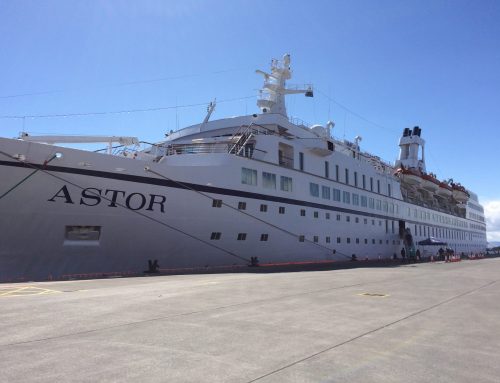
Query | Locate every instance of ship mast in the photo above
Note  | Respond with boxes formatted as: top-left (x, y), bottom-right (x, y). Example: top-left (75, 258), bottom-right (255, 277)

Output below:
top-left (256, 54), bottom-right (313, 117)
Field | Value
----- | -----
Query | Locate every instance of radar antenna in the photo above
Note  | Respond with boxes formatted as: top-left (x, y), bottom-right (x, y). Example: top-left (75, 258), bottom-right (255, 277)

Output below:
top-left (256, 54), bottom-right (313, 117)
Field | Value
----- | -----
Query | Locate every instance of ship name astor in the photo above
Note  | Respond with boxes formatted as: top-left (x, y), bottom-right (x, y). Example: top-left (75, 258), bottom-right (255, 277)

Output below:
top-left (48, 185), bottom-right (167, 213)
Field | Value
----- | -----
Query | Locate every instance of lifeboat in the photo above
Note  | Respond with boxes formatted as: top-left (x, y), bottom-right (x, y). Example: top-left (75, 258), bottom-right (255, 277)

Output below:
top-left (396, 167), bottom-right (422, 187)
top-left (437, 181), bottom-right (453, 197)
top-left (421, 173), bottom-right (440, 193)
top-left (451, 183), bottom-right (469, 203)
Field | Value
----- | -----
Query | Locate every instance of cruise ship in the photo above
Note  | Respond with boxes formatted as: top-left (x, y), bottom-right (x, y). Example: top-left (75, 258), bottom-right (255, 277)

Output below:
top-left (0, 54), bottom-right (487, 281)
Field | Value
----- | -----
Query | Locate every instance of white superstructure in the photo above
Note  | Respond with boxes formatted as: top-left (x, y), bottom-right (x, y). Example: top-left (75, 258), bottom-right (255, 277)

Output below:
top-left (0, 55), bottom-right (487, 281)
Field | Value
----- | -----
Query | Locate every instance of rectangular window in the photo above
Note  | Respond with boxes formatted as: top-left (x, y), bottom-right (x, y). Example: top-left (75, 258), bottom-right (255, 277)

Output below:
top-left (299, 235), bottom-right (305, 242)
top-left (375, 199), bottom-right (382, 210)
top-left (279, 206), bottom-right (285, 214)
top-left (342, 191), bottom-right (351, 204)
top-left (65, 226), bottom-right (101, 242)
top-left (262, 172), bottom-right (276, 189)
top-left (332, 188), bottom-right (341, 201)
top-left (260, 234), bottom-right (269, 241)
top-left (238, 201), bottom-right (246, 210)
top-left (354, 171), bottom-right (358, 187)
top-left (388, 183), bottom-right (392, 197)
top-left (241, 168), bottom-right (257, 186)
top-left (364, 218), bottom-right (368, 224)
top-left (347, 238), bottom-right (351, 244)
top-left (364, 238), bottom-right (368, 244)
top-left (260, 204), bottom-right (267, 212)
top-left (326, 236), bottom-right (331, 243)
top-left (383, 201), bottom-right (388, 212)
top-left (345, 168), bottom-right (349, 185)
top-left (335, 165), bottom-right (339, 181)
top-left (346, 216), bottom-right (350, 222)
top-left (299, 152), bottom-right (304, 171)
top-left (322, 186), bottom-right (331, 199)
top-left (310, 183), bottom-right (319, 197)
top-left (325, 161), bottom-right (329, 178)
top-left (210, 232), bottom-right (221, 240)
top-left (362, 174), bottom-right (366, 189)
top-left (361, 196), bottom-right (367, 207)
top-left (314, 211), bottom-right (319, 218)
top-left (377, 179), bottom-right (381, 194)
top-left (237, 233), bottom-right (247, 241)
top-left (314, 236), bottom-right (319, 243)
top-left (280, 176), bottom-right (293, 192)
top-left (352, 193), bottom-right (359, 206)
top-left (300, 209), bottom-right (306, 216)
top-left (337, 237), bottom-right (341, 243)
top-left (356, 238), bottom-right (360, 244)
top-left (370, 177), bottom-right (374, 191)
top-left (212, 199), bottom-right (222, 208)
top-left (326, 213), bottom-right (330, 219)
top-left (337, 214), bottom-right (341, 221)
top-left (355, 217), bottom-right (359, 223)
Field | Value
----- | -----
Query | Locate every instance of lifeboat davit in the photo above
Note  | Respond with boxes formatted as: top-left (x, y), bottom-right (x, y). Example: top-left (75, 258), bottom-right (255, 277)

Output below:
top-left (451, 183), bottom-right (469, 203)
top-left (437, 182), bottom-right (453, 197)
top-left (421, 173), bottom-right (440, 193)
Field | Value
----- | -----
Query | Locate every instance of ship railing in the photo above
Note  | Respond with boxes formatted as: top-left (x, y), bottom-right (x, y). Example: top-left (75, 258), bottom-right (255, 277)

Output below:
top-left (163, 143), bottom-right (231, 156)
top-left (289, 116), bottom-right (311, 127)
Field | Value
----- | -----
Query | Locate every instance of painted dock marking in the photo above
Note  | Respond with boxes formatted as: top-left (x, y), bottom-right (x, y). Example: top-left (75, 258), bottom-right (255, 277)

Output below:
top-left (0, 286), bottom-right (61, 297)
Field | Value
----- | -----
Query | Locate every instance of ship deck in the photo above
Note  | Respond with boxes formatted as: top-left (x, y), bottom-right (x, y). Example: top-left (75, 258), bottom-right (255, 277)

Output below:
top-left (1, 258), bottom-right (499, 382)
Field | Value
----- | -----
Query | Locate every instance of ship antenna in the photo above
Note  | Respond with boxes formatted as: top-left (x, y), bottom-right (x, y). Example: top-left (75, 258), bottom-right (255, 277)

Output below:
top-left (256, 54), bottom-right (313, 117)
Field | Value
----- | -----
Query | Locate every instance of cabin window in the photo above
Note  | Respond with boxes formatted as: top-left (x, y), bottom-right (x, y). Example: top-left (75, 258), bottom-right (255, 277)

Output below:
top-left (241, 168), bottom-right (257, 186)
top-left (342, 191), bottom-right (350, 204)
top-left (332, 188), bottom-right (341, 201)
top-left (262, 172), bottom-right (276, 189)
top-left (309, 183), bottom-right (319, 197)
top-left (210, 232), bottom-right (222, 240)
top-left (352, 194), bottom-right (359, 206)
top-left (368, 198), bottom-right (375, 209)
top-left (361, 196), bottom-right (367, 207)
top-left (322, 186), bottom-right (331, 199)
top-left (237, 233), bottom-right (247, 241)
top-left (280, 176), bottom-right (293, 192)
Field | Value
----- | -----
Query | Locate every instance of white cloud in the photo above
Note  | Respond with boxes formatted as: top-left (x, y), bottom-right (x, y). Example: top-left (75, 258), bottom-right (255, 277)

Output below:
top-left (484, 200), bottom-right (500, 242)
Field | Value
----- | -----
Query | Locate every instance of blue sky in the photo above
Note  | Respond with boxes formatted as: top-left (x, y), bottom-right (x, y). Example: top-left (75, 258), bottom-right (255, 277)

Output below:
top-left (1, 0), bottom-right (499, 240)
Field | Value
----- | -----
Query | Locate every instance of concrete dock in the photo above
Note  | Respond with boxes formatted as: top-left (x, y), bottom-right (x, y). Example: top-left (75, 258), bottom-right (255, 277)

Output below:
top-left (1, 258), bottom-right (499, 382)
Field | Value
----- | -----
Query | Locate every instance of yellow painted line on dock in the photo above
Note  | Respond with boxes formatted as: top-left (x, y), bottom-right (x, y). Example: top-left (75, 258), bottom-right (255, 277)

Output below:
top-left (0, 286), bottom-right (61, 297)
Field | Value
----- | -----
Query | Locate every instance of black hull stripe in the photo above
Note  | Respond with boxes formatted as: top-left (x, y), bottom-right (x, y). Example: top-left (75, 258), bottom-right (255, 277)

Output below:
top-left (0, 160), bottom-right (479, 234)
